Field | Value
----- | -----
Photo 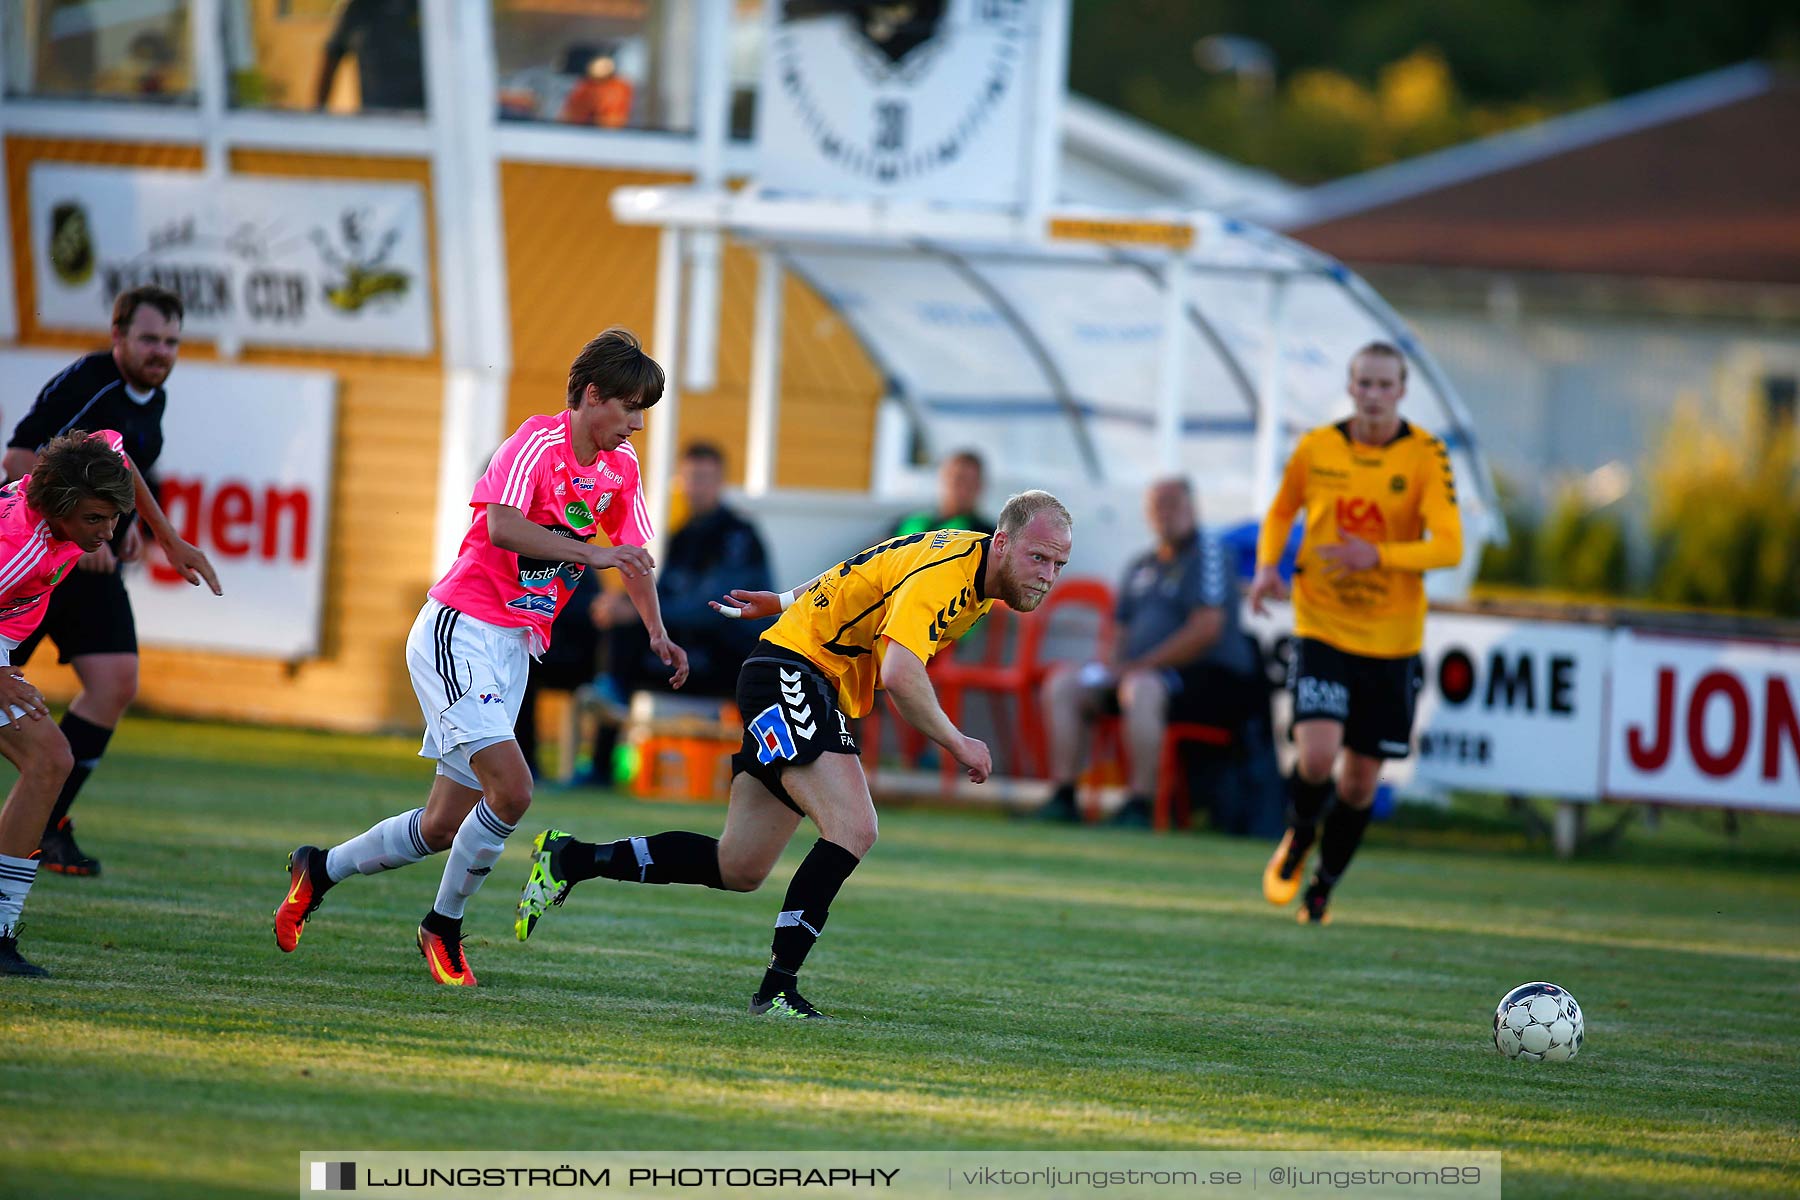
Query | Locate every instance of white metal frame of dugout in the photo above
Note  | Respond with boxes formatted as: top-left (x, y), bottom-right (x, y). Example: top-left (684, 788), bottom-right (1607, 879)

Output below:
top-left (610, 185), bottom-right (1505, 573)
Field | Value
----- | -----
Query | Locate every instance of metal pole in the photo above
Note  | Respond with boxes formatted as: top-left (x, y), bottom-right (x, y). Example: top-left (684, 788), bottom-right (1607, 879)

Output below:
top-left (191, 0), bottom-right (230, 180)
top-left (647, 225), bottom-right (685, 562)
top-left (191, 0), bottom-right (242, 358)
top-left (1024, 0), bottom-right (1072, 234)
top-left (425, 0), bottom-right (513, 575)
top-left (1252, 276), bottom-right (1289, 511)
top-left (745, 249), bottom-right (785, 494)
top-left (0, 114), bottom-right (15, 343)
top-left (682, 0), bottom-right (732, 392)
top-left (1154, 252), bottom-right (1188, 474)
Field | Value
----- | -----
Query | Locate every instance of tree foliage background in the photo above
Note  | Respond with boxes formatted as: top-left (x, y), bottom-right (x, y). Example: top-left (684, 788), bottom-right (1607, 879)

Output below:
top-left (1070, 0), bottom-right (1800, 182)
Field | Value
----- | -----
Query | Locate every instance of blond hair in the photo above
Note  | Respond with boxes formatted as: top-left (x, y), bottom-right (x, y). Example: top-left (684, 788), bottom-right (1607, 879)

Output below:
top-left (997, 489), bottom-right (1072, 537)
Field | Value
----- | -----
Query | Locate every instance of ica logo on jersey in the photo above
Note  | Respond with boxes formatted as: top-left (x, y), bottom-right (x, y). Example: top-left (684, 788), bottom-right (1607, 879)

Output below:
top-left (1335, 496), bottom-right (1388, 542)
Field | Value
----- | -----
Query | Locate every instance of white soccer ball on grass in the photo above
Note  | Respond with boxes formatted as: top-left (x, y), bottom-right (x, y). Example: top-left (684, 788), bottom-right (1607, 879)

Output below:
top-left (1493, 981), bottom-right (1584, 1062)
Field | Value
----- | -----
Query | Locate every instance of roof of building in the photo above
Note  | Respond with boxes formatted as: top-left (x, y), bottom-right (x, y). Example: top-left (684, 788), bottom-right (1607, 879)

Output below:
top-left (1268, 62), bottom-right (1800, 284)
top-left (1060, 92), bottom-right (1298, 216)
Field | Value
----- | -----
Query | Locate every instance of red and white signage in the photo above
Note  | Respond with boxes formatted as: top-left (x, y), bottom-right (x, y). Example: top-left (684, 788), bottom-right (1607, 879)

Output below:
top-left (1604, 630), bottom-right (1800, 812)
top-left (0, 351), bottom-right (335, 659)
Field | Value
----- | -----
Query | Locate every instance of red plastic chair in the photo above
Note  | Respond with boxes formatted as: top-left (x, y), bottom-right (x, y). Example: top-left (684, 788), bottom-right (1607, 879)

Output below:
top-left (1155, 721), bottom-right (1234, 830)
top-left (1086, 717), bottom-right (1234, 831)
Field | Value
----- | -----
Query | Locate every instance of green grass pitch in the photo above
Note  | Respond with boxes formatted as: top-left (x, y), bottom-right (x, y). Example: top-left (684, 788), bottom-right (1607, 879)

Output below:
top-left (2, 717), bottom-right (1796, 1198)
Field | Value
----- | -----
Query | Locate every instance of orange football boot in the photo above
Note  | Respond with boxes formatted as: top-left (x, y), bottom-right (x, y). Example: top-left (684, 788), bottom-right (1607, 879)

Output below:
top-left (1262, 829), bottom-right (1310, 906)
top-left (273, 845), bottom-right (327, 952)
top-left (417, 924), bottom-right (478, 987)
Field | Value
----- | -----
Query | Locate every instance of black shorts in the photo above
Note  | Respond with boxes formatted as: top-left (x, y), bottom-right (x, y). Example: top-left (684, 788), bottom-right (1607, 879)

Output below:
top-left (12, 566), bottom-right (138, 665)
top-left (730, 645), bottom-right (861, 816)
top-left (1287, 637), bottom-right (1422, 760)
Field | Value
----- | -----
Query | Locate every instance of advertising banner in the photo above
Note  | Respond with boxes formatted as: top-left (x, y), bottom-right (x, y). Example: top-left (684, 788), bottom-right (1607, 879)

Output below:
top-left (1604, 629), bottom-right (1800, 812)
top-left (0, 350), bottom-right (335, 659)
top-left (29, 164), bottom-right (432, 354)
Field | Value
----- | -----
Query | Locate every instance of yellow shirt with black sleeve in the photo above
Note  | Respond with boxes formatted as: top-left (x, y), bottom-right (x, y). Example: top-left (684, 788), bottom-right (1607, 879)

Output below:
top-left (762, 529), bottom-right (994, 719)
top-left (1255, 419), bottom-right (1463, 658)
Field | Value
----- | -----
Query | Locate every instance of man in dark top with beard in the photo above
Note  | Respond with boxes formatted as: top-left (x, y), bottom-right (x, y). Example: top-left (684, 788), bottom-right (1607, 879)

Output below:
top-left (3, 286), bottom-right (182, 876)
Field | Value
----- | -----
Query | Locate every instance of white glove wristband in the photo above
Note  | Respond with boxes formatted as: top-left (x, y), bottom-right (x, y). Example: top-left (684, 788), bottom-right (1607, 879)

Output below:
top-left (779, 588), bottom-right (797, 611)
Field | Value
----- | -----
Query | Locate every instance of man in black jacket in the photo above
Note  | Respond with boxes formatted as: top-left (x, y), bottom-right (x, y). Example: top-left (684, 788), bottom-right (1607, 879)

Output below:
top-left (598, 442), bottom-right (772, 698)
top-left (3, 286), bottom-right (183, 876)
top-left (579, 443), bottom-right (772, 781)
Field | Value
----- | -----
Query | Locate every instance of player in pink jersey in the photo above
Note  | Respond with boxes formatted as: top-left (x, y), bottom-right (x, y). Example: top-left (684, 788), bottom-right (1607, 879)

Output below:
top-left (273, 328), bottom-right (690, 986)
top-left (0, 430), bottom-right (219, 977)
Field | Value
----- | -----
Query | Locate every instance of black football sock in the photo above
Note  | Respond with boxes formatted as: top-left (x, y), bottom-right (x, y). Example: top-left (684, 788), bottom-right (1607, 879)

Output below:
top-left (756, 838), bottom-right (861, 999)
top-left (575, 832), bottom-right (725, 889)
top-left (1316, 802), bottom-right (1375, 888)
top-left (307, 846), bottom-right (336, 897)
top-left (45, 712), bottom-right (113, 833)
top-left (1283, 771), bottom-right (1334, 865)
top-left (420, 909), bottom-right (462, 939)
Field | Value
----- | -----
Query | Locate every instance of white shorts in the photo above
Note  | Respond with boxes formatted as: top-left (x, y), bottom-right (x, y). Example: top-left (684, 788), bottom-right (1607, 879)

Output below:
top-left (405, 599), bottom-right (531, 790)
top-left (0, 641), bottom-right (22, 728)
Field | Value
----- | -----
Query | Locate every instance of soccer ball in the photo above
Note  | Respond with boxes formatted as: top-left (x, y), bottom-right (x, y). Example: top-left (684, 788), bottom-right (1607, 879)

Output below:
top-left (1493, 981), bottom-right (1584, 1062)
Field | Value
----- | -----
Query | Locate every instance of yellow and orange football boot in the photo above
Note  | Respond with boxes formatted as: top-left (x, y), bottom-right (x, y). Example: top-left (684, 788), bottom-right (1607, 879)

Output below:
top-left (417, 924), bottom-right (478, 987)
top-left (1262, 829), bottom-right (1309, 906)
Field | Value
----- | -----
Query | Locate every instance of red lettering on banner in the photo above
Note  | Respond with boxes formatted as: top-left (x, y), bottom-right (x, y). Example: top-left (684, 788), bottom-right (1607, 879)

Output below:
top-left (1626, 667), bottom-right (1675, 770)
top-left (210, 483), bottom-right (255, 556)
top-left (262, 488), bottom-right (310, 561)
top-left (1627, 664), bottom-right (1800, 786)
top-left (1686, 671), bottom-right (1751, 777)
top-left (149, 476), bottom-right (313, 584)
top-left (1766, 675), bottom-right (1800, 783)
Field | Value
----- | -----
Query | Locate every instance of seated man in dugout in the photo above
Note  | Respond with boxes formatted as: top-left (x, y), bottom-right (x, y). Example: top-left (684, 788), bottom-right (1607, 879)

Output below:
top-left (1030, 476), bottom-right (1262, 827)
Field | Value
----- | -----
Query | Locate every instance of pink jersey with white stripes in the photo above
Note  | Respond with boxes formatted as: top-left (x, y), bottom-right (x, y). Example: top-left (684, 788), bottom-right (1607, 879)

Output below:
top-left (0, 429), bottom-right (127, 645)
top-left (429, 410), bottom-right (652, 648)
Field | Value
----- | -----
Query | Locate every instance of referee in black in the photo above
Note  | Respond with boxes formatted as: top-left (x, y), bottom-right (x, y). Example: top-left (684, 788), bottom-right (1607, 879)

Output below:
top-left (2, 286), bottom-right (184, 877)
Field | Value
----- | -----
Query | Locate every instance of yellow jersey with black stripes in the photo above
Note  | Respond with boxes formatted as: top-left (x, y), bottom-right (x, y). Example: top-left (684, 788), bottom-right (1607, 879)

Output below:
top-left (762, 529), bottom-right (993, 719)
top-left (1256, 419), bottom-right (1463, 658)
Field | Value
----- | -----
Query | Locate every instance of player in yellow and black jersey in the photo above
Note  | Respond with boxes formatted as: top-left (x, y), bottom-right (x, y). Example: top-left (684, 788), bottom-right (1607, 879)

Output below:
top-left (761, 525), bottom-right (994, 721)
top-left (512, 490), bottom-right (1075, 1019)
top-left (1249, 341), bottom-right (1463, 925)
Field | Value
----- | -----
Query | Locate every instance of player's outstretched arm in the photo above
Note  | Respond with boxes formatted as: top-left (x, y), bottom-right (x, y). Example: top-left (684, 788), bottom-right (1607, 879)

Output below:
top-left (619, 569), bottom-right (689, 689)
top-left (880, 638), bottom-right (991, 784)
top-left (128, 460), bottom-right (221, 595)
top-left (711, 573), bottom-right (823, 620)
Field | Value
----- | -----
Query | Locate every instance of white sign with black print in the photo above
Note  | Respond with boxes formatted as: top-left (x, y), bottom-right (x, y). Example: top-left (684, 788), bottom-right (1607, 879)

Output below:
top-left (30, 163), bottom-right (433, 354)
top-left (756, 0), bottom-right (1044, 207)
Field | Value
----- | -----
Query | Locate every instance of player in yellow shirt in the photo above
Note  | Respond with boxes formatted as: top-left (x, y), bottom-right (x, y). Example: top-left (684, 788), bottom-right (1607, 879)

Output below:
top-left (1248, 342), bottom-right (1462, 924)
top-left (513, 490), bottom-right (1074, 1018)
